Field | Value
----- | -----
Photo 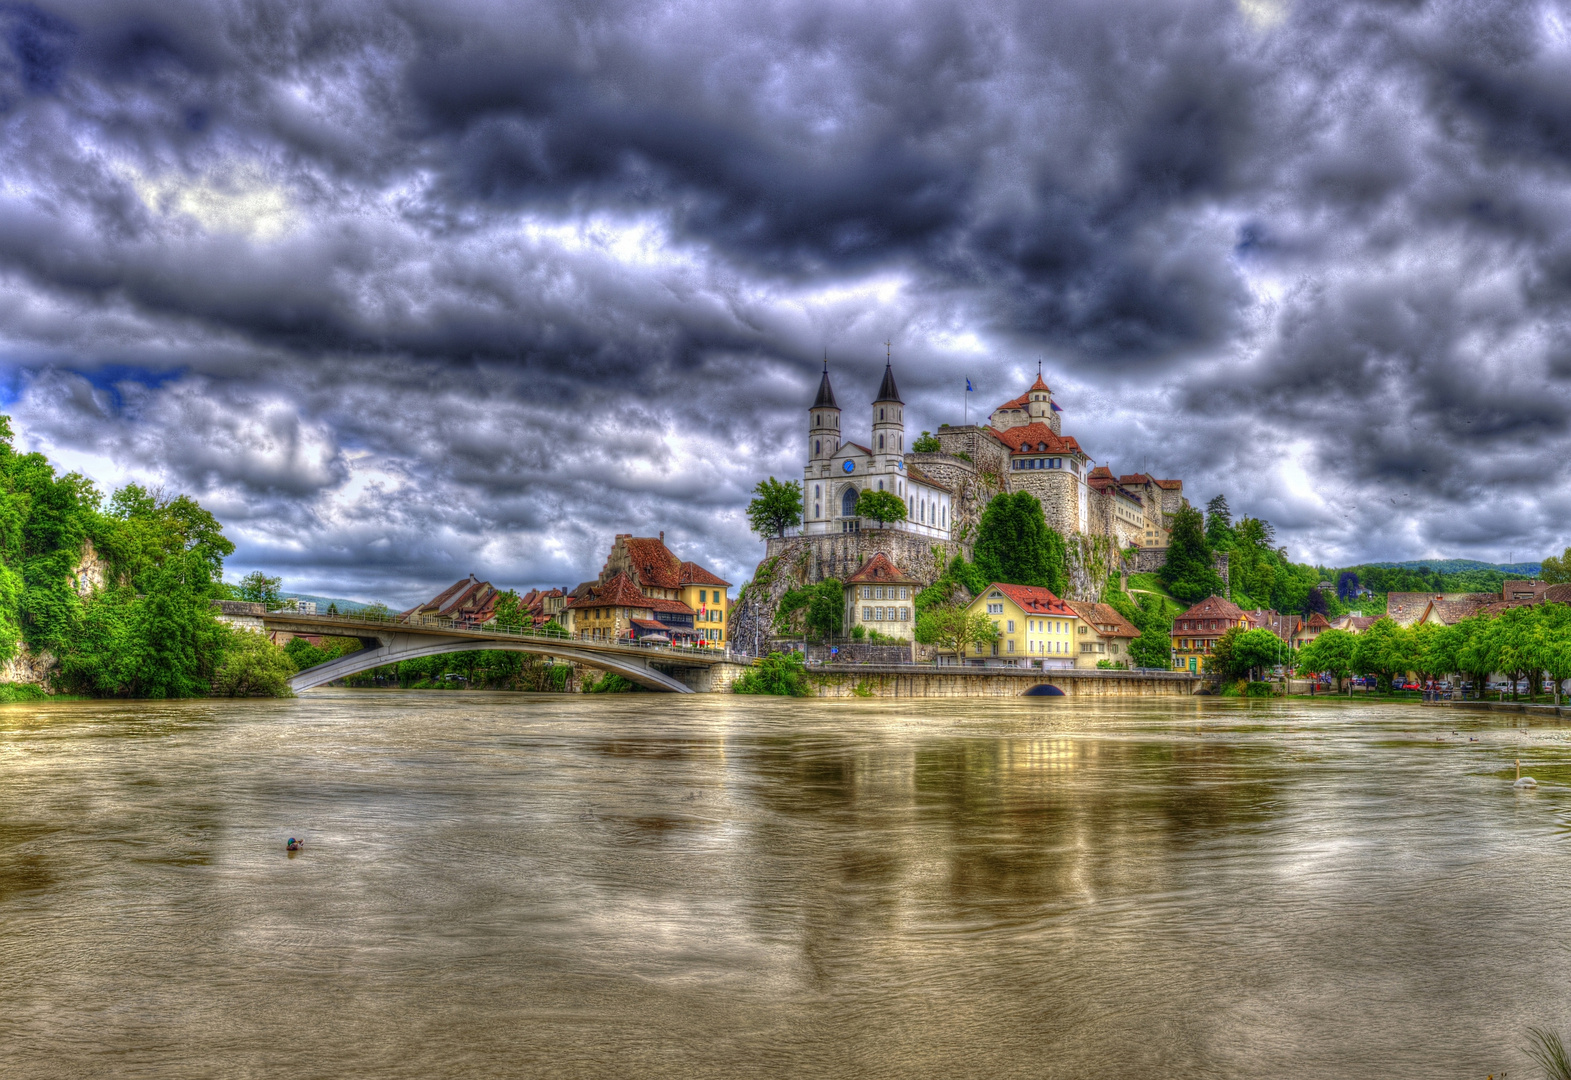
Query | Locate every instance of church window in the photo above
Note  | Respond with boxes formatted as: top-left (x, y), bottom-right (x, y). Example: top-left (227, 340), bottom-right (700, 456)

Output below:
top-left (842, 488), bottom-right (857, 517)
top-left (879, 435), bottom-right (885, 449)
top-left (880, 408), bottom-right (885, 421)
top-left (815, 504), bottom-right (820, 517)
top-left (877, 480), bottom-right (883, 491)
top-left (815, 439), bottom-right (821, 455)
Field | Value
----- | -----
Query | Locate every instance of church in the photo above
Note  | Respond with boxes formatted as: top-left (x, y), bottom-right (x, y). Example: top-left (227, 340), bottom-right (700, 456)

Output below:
top-left (797, 357), bottom-right (1184, 552)
top-left (801, 360), bottom-right (955, 540)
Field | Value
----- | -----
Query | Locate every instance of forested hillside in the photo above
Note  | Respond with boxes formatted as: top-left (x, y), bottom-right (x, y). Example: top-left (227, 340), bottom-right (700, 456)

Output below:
top-left (0, 418), bottom-right (290, 698)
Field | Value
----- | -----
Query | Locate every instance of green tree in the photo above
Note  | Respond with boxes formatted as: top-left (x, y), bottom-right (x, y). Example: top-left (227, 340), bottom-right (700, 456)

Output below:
top-left (1296, 627), bottom-right (1357, 691)
top-left (213, 630), bottom-right (297, 697)
top-left (911, 431), bottom-right (942, 453)
top-left (1352, 617), bottom-right (1411, 692)
top-left (915, 605), bottom-right (998, 660)
top-left (774, 579), bottom-right (845, 639)
top-left (973, 491), bottom-right (1068, 595)
top-left (1535, 603), bottom-right (1571, 705)
top-left (1208, 626), bottom-right (1282, 681)
top-left (236, 571), bottom-right (282, 606)
top-left (1103, 580), bottom-right (1171, 669)
top-left (854, 488), bottom-right (908, 526)
top-left (733, 651), bottom-right (811, 696)
top-left (1204, 494), bottom-right (1235, 550)
top-left (1160, 505), bottom-right (1227, 604)
top-left (747, 477), bottom-right (803, 538)
top-left (491, 589), bottom-right (526, 630)
top-left (1541, 547), bottom-right (1571, 584)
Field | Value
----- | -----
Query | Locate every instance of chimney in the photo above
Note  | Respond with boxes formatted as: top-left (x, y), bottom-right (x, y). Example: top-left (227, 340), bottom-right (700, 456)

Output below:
top-left (659, 531), bottom-right (665, 543)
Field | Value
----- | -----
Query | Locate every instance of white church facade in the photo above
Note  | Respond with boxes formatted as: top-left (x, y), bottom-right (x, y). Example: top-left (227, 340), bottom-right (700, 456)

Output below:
top-left (802, 361), bottom-right (954, 540)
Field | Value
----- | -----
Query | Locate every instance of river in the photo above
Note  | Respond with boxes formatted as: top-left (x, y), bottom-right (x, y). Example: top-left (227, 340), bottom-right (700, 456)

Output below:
top-left (3, 692), bottom-right (1569, 1078)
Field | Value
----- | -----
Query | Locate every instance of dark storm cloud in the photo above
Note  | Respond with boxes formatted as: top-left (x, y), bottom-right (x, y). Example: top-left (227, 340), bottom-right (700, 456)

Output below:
top-left (0, 0), bottom-right (1568, 599)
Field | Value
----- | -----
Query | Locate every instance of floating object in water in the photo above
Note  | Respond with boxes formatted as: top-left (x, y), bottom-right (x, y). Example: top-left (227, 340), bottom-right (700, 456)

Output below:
top-left (286, 837), bottom-right (303, 852)
top-left (1514, 759), bottom-right (1538, 789)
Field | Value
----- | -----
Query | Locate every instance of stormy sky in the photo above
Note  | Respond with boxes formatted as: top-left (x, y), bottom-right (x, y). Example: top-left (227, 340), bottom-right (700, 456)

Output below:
top-left (2, 0), bottom-right (1568, 604)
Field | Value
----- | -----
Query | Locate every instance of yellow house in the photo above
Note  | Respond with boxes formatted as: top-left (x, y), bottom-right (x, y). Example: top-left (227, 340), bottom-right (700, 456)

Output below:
top-left (961, 583), bottom-right (1081, 668)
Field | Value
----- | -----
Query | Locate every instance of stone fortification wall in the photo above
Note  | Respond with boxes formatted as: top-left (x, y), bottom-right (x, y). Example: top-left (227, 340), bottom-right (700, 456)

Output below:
top-left (730, 529), bottom-right (965, 657)
top-left (905, 451), bottom-right (1000, 546)
top-left (933, 425), bottom-right (1009, 480)
top-left (1012, 469), bottom-right (1086, 539)
top-left (805, 666), bottom-right (1200, 698)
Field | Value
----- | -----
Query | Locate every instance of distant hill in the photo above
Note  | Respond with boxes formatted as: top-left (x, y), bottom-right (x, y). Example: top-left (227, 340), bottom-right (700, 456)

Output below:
top-left (279, 592), bottom-right (390, 614)
top-left (1360, 559), bottom-right (1543, 576)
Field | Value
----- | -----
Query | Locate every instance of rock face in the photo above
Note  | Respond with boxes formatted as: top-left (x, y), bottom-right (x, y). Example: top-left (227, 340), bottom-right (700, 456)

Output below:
top-left (729, 528), bottom-right (968, 657)
top-left (71, 539), bottom-right (109, 597)
top-left (0, 644), bottom-right (56, 687)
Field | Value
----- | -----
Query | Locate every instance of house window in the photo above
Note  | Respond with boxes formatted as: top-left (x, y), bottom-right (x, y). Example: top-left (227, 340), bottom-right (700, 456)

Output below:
top-left (1007, 620), bottom-right (1015, 632)
top-left (1007, 640), bottom-right (1015, 654)
top-left (900, 607), bottom-right (909, 621)
top-left (863, 607), bottom-right (873, 620)
top-left (987, 603), bottom-right (1003, 614)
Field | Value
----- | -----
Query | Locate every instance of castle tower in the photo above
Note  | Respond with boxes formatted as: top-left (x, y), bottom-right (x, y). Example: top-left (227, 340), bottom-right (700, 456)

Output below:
top-left (871, 351), bottom-right (903, 457)
top-left (1026, 364), bottom-right (1060, 435)
top-left (809, 359), bottom-right (840, 463)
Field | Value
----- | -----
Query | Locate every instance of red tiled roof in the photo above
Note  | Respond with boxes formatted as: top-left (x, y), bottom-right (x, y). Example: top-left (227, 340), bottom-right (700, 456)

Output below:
top-left (646, 597), bottom-right (696, 615)
top-left (995, 391), bottom-right (1031, 412)
top-left (847, 552), bottom-right (919, 585)
top-left (996, 423), bottom-right (1081, 455)
top-left (983, 582), bottom-right (1075, 616)
top-left (1063, 600), bottom-right (1139, 638)
top-left (565, 572), bottom-right (649, 609)
top-left (1546, 583), bottom-right (1571, 604)
top-left (1154, 479), bottom-right (1183, 490)
top-left (623, 537), bottom-right (683, 589)
top-left (1304, 612), bottom-right (1331, 629)
top-left (1119, 473), bottom-right (1153, 485)
top-left (1176, 595), bottom-right (1246, 622)
top-left (678, 560), bottom-right (730, 587)
top-left (402, 576), bottom-right (500, 622)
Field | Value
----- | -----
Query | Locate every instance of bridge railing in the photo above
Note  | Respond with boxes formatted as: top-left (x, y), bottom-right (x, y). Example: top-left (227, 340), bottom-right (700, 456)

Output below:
top-left (264, 607), bottom-right (739, 661)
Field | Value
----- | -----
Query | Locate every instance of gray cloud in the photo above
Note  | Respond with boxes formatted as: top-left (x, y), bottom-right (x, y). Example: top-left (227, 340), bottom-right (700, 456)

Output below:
top-left (1, 0), bottom-right (1569, 602)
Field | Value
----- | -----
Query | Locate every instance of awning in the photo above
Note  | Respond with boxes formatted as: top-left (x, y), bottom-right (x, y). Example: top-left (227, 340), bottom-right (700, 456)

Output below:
top-left (630, 619), bottom-right (666, 630)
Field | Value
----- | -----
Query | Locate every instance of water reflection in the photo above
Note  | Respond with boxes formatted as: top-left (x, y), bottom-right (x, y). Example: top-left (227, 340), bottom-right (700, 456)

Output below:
top-left (1, 693), bottom-right (1569, 1078)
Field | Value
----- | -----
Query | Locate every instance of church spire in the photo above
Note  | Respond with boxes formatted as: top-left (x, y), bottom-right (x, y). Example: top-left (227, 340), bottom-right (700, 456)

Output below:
top-left (813, 356), bottom-right (839, 409)
top-left (875, 341), bottom-right (902, 404)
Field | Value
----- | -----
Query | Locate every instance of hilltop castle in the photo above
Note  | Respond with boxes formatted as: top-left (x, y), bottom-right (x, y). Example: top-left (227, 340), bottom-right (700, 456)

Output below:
top-left (801, 360), bottom-right (1184, 551)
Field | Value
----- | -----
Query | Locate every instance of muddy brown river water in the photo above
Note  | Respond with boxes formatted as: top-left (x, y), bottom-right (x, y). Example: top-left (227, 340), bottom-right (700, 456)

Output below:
top-left (3, 691), bottom-right (1570, 1078)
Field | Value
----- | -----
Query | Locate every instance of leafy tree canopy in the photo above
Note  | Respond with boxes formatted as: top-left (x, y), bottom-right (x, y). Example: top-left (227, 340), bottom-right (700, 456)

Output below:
top-left (747, 477), bottom-right (803, 538)
top-left (973, 491), bottom-right (1067, 595)
top-left (911, 431), bottom-right (942, 453)
top-left (854, 488), bottom-right (907, 526)
top-left (1159, 505), bottom-right (1227, 604)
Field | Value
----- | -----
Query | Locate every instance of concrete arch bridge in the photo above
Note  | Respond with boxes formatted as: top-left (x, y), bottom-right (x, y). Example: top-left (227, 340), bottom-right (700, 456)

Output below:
top-left (260, 611), bottom-right (738, 694)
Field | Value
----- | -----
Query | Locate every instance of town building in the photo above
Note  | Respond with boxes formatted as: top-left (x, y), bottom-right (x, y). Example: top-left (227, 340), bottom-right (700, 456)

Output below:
top-left (402, 575), bottom-right (501, 626)
top-left (1062, 600), bottom-right (1141, 668)
top-left (843, 553), bottom-right (919, 640)
top-left (803, 361), bottom-right (954, 539)
top-left (960, 583), bottom-right (1081, 668)
top-left (1292, 612), bottom-right (1331, 649)
top-left (564, 533), bottom-right (731, 647)
top-left (1171, 595), bottom-right (1253, 673)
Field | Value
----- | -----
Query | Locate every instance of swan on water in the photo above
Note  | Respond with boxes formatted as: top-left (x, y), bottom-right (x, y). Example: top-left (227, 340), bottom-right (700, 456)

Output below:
top-left (1514, 759), bottom-right (1538, 789)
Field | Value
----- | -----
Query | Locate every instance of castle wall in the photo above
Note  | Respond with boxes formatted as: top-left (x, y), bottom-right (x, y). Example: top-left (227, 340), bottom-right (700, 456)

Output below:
top-left (933, 425), bottom-right (1009, 480)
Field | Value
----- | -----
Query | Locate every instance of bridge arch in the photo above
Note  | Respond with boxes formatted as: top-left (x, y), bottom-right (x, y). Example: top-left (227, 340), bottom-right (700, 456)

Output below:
top-left (289, 638), bottom-right (695, 693)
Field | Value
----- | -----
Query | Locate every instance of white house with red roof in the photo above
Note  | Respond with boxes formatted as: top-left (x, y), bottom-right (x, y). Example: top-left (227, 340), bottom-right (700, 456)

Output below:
top-left (803, 359), bottom-right (954, 540)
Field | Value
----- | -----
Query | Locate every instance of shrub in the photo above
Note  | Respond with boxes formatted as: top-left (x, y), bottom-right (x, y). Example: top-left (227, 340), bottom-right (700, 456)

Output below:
top-left (583, 671), bottom-right (637, 693)
top-left (733, 651), bottom-right (810, 696)
top-left (1245, 680), bottom-right (1275, 697)
top-left (213, 630), bottom-right (296, 697)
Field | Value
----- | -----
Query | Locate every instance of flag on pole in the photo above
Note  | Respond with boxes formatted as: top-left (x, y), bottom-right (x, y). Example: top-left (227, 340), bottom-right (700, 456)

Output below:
top-left (966, 378), bottom-right (974, 392)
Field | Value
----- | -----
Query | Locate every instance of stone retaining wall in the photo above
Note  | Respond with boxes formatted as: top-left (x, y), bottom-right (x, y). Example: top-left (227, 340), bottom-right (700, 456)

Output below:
top-left (805, 665), bottom-right (1201, 698)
